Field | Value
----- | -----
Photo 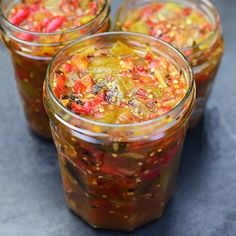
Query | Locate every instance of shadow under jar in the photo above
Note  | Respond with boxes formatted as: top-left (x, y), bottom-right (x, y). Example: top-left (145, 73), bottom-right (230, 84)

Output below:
top-left (44, 32), bottom-right (196, 231)
top-left (115, 0), bottom-right (224, 128)
top-left (0, 0), bottom-right (111, 138)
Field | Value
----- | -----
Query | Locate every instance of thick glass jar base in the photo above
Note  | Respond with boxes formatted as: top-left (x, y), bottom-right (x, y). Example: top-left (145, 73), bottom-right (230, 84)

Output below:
top-left (67, 201), bottom-right (164, 231)
top-left (59, 151), bottom-right (176, 231)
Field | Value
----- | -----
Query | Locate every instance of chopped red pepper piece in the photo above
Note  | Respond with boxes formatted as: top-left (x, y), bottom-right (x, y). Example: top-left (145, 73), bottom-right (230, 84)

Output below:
top-left (10, 8), bottom-right (30, 26)
top-left (183, 7), bottom-right (192, 16)
top-left (71, 102), bottom-right (87, 114)
top-left (136, 88), bottom-right (148, 99)
top-left (46, 16), bottom-right (65, 33)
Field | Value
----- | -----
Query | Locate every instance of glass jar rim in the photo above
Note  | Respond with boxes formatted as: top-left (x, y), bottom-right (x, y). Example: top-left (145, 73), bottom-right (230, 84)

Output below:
top-left (46, 31), bottom-right (195, 129)
top-left (0, 0), bottom-right (109, 37)
top-left (116, 0), bottom-right (221, 52)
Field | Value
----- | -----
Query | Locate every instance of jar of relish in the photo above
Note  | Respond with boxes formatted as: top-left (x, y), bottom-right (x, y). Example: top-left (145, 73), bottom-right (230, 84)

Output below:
top-left (115, 0), bottom-right (224, 128)
top-left (44, 32), bottom-right (196, 231)
top-left (0, 0), bottom-right (111, 138)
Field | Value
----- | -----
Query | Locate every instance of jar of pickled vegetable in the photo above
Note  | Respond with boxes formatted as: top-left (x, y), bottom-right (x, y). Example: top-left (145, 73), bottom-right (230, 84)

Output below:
top-left (0, 0), bottom-right (111, 138)
top-left (115, 0), bottom-right (224, 128)
top-left (44, 32), bottom-right (196, 231)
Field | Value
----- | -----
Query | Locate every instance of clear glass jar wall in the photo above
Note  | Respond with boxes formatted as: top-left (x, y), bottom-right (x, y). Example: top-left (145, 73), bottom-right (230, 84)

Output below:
top-left (115, 0), bottom-right (224, 128)
top-left (44, 32), bottom-right (196, 231)
top-left (0, 0), bottom-right (111, 138)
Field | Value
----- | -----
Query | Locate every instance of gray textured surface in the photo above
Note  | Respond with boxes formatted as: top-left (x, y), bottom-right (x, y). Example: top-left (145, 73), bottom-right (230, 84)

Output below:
top-left (0, 1), bottom-right (236, 235)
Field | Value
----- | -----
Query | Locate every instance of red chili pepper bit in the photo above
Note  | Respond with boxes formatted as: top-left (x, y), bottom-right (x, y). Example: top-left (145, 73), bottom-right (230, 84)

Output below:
top-left (83, 101), bottom-right (96, 113)
top-left (142, 4), bottom-right (162, 19)
top-left (43, 18), bottom-right (50, 27)
top-left (73, 80), bottom-right (87, 94)
top-left (54, 73), bottom-right (67, 98)
top-left (183, 7), bottom-right (192, 17)
top-left (29, 3), bottom-right (40, 12)
top-left (60, 0), bottom-right (77, 12)
top-left (10, 8), bottom-right (30, 26)
top-left (183, 49), bottom-right (193, 57)
top-left (161, 35), bottom-right (173, 44)
top-left (46, 16), bottom-right (65, 33)
top-left (155, 3), bottom-right (164, 11)
top-left (73, 101), bottom-right (96, 116)
top-left (95, 91), bottom-right (105, 103)
top-left (161, 144), bottom-right (180, 165)
top-left (16, 32), bottom-right (34, 42)
top-left (71, 102), bottom-right (88, 114)
top-left (141, 167), bottom-right (161, 181)
top-left (53, 88), bottom-right (61, 99)
top-left (149, 112), bottom-right (159, 120)
top-left (142, 5), bottom-right (154, 16)
top-left (136, 65), bottom-right (145, 73)
top-left (146, 19), bottom-right (155, 28)
top-left (136, 88), bottom-right (148, 99)
top-left (101, 163), bottom-right (116, 176)
top-left (201, 23), bottom-right (212, 33)
top-left (89, 2), bottom-right (98, 14)
top-left (145, 52), bottom-right (154, 61)
top-left (137, 76), bottom-right (152, 84)
top-left (71, 0), bottom-right (79, 8)
top-left (159, 106), bottom-right (172, 116)
top-left (63, 63), bottom-right (74, 73)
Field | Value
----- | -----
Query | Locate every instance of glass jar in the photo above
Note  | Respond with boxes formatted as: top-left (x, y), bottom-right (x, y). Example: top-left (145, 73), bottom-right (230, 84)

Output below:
top-left (0, 0), bottom-right (111, 138)
top-left (115, 0), bottom-right (224, 128)
top-left (44, 32), bottom-right (196, 231)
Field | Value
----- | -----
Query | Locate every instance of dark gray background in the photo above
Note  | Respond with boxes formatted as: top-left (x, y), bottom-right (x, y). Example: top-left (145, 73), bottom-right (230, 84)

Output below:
top-left (0, 1), bottom-right (236, 235)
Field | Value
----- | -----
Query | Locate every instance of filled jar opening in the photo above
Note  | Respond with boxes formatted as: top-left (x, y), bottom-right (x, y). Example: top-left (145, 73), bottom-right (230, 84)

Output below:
top-left (52, 40), bottom-right (188, 124)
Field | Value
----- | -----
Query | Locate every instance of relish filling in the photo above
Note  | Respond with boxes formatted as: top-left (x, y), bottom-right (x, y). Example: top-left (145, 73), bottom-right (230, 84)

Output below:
top-left (53, 41), bottom-right (187, 124)
top-left (8, 0), bottom-right (103, 33)
top-left (121, 2), bottom-right (213, 50)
